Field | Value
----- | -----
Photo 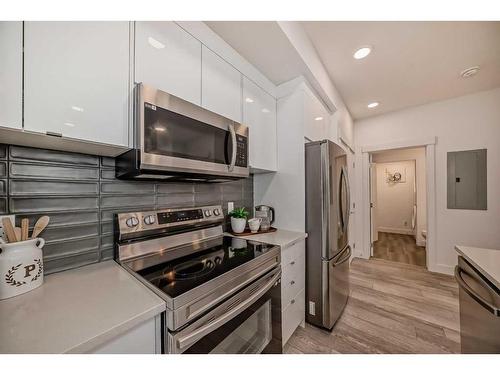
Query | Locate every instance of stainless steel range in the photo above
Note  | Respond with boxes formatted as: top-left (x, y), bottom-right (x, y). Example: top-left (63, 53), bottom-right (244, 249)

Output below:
top-left (115, 205), bottom-right (282, 354)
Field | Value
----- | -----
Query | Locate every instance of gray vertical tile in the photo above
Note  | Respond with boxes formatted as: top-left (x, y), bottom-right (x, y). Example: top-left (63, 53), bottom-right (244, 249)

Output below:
top-left (0, 198), bottom-right (6, 214)
top-left (0, 144), bottom-right (7, 160)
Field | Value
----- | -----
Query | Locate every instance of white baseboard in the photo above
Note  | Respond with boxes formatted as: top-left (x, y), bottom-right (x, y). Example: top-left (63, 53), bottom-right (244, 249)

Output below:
top-left (428, 263), bottom-right (454, 276)
top-left (378, 227), bottom-right (414, 236)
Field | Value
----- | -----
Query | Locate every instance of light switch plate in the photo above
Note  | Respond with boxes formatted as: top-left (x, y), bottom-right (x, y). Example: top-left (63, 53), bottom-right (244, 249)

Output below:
top-left (0, 215), bottom-right (15, 241)
top-left (227, 202), bottom-right (234, 213)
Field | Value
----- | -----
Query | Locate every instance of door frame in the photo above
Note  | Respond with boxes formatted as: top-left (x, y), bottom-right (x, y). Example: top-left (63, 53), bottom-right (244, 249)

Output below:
top-left (360, 137), bottom-right (438, 273)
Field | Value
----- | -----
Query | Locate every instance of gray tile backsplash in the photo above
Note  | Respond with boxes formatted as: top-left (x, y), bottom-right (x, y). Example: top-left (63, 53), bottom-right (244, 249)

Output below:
top-left (0, 144), bottom-right (253, 274)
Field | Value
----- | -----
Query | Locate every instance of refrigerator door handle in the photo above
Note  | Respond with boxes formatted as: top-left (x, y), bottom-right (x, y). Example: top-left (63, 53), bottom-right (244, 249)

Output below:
top-left (333, 246), bottom-right (352, 267)
top-left (343, 165), bottom-right (351, 235)
top-left (455, 266), bottom-right (500, 317)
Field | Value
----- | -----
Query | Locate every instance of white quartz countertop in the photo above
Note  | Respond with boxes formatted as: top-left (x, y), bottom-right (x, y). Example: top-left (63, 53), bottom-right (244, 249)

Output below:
top-left (225, 229), bottom-right (307, 248)
top-left (0, 260), bottom-right (166, 354)
top-left (455, 246), bottom-right (500, 289)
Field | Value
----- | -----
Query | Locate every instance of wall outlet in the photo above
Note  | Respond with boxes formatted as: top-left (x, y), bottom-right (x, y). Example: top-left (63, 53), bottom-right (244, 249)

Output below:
top-left (0, 215), bottom-right (16, 240)
top-left (227, 202), bottom-right (234, 213)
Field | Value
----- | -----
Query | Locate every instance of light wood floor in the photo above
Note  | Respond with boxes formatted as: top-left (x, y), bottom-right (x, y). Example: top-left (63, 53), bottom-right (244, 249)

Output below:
top-left (284, 257), bottom-right (460, 354)
top-left (373, 232), bottom-right (426, 267)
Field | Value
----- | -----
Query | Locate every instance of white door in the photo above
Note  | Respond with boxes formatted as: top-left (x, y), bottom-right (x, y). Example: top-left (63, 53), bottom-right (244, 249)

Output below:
top-left (135, 21), bottom-right (202, 105)
top-left (370, 162), bottom-right (378, 253)
top-left (24, 22), bottom-right (130, 146)
top-left (201, 46), bottom-right (242, 122)
top-left (242, 77), bottom-right (277, 172)
top-left (0, 21), bottom-right (22, 130)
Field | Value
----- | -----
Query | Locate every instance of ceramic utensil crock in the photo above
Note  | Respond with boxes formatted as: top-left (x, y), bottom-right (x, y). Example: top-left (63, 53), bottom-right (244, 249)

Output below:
top-left (0, 238), bottom-right (45, 300)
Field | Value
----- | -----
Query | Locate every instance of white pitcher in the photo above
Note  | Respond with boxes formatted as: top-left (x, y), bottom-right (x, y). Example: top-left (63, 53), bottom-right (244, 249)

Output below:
top-left (0, 238), bottom-right (45, 300)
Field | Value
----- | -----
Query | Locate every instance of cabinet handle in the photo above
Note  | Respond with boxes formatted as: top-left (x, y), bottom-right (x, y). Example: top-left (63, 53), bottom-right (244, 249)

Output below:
top-left (290, 261), bottom-right (295, 265)
top-left (290, 280), bottom-right (295, 285)
top-left (291, 299), bottom-right (295, 304)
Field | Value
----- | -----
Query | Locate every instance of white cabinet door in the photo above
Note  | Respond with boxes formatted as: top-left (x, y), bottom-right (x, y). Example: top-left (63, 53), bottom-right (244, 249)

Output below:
top-left (135, 21), bottom-right (202, 105)
top-left (201, 46), bottom-right (242, 122)
top-left (304, 91), bottom-right (328, 142)
top-left (0, 22), bottom-right (22, 130)
top-left (24, 22), bottom-right (130, 146)
top-left (89, 316), bottom-right (159, 354)
top-left (243, 77), bottom-right (277, 172)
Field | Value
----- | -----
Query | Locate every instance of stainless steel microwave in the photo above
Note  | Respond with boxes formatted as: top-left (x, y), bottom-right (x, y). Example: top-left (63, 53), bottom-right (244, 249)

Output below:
top-left (116, 83), bottom-right (249, 181)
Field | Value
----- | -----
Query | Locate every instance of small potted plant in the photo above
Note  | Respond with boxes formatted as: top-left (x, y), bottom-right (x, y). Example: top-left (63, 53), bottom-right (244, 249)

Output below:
top-left (228, 207), bottom-right (249, 234)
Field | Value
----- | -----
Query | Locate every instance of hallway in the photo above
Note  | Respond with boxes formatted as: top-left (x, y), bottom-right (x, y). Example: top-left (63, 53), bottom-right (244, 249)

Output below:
top-left (284, 258), bottom-right (460, 354)
top-left (373, 232), bottom-right (426, 267)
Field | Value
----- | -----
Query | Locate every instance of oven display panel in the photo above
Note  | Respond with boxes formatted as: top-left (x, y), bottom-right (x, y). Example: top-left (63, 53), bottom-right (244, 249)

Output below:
top-left (157, 209), bottom-right (204, 224)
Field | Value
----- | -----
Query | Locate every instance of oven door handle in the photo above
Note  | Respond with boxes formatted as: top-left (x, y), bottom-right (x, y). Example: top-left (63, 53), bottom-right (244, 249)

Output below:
top-left (175, 270), bottom-right (281, 352)
top-left (228, 123), bottom-right (237, 172)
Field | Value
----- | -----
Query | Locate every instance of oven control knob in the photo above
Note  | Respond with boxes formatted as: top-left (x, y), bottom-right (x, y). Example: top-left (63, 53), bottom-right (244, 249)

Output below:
top-left (213, 208), bottom-right (221, 216)
top-left (214, 257), bottom-right (222, 265)
top-left (205, 260), bottom-right (214, 268)
top-left (125, 217), bottom-right (139, 228)
top-left (204, 210), bottom-right (212, 217)
top-left (144, 215), bottom-right (156, 225)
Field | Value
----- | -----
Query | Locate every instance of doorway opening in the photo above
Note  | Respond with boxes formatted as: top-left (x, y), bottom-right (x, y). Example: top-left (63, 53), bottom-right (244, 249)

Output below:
top-left (369, 147), bottom-right (427, 268)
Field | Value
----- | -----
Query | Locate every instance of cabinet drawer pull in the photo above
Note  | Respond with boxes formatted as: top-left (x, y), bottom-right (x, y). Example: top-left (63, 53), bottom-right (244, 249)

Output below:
top-left (290, 280), bottom-right (295, 285)
top-left (291, 299), bottom-right (295, 304)
top-left (290, 261), bottom-right (295, 265)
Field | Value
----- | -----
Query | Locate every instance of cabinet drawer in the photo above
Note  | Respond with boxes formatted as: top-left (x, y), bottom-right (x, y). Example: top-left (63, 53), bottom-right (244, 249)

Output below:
top-left (281, 253), bottom-right (305, 306)
top-left (281, 239), bottom-right (305, 268)
top-left (282, 289), bottom-right (305, 345)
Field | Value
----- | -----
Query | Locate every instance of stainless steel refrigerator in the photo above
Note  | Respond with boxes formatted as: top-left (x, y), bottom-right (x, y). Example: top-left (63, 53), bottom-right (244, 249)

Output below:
top-left (305, 140), bottom-right (351, 330)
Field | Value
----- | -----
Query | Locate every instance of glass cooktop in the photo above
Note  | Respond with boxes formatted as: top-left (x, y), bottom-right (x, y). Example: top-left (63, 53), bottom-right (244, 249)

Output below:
top-left (137, 236), bottom-right (276, 298)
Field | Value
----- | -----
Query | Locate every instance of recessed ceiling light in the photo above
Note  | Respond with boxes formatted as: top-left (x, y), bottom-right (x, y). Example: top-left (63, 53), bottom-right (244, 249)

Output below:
top-left (245, 97), bottom-right (254, 103)
top-left (261, 108), bottom-right (270, 113)
top-left (314, 116), bottom-right (323, 121)
top-left (367, 102), bottom-right (379, 109)
top-left (148, 36), bottom-right (165, 49)
top-left (460, 66), bottom-right (480, 78)
top-left (353, 46), bottom-right (372, 60)
top-left (154, 125), bottom-right (166, 132)
top-left (71, 105), bottom-right (84, 112)
top-left (64, 122), bottom-right (75, 127)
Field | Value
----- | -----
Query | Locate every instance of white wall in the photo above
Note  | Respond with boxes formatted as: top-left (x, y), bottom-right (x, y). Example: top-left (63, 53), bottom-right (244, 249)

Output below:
top-left (355, 87), bottom-right (500, 273)
top-left (372, 147), bottom-right (427, 246)
top-left (375, 160), bottom-right (416, 235)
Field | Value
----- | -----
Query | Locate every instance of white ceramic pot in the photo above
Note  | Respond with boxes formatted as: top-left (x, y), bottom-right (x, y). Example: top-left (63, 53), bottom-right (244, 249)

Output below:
top-left (0, 238), bottom-right (45, 300)
top-left (230, 217), bottom-right (247, 233)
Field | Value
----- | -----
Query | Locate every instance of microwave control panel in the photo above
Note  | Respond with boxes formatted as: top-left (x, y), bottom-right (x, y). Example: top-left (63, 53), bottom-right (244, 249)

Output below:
top-left (235, 134), bottom-right (248, 168)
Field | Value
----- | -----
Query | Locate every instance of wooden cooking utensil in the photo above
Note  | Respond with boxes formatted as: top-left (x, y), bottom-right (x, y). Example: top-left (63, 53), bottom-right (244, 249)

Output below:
top-left (31, 216), bottom-right (50, 239)
top-left (1, 218), bottom-right (17, 243)
top-left (21, 218), bottom-right (29, 241)
top-left (14, 227), bottom-right (21, 242)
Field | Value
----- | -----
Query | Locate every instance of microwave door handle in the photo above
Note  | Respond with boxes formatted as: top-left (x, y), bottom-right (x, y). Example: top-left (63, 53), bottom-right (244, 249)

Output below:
top-left (175, 270), bottom-right (281, 352)
top-left (228, 123), bottom-right (237, 172)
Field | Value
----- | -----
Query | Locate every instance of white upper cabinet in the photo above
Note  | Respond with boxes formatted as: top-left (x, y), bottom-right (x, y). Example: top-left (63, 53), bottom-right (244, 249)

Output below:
top-left (24, 22), bottom-right (130, 147)
top-left (135, 22), bottom-right (202, 105)
top-left (242, 77), bottom-right (277, 172)
top-left (0, 22), bottom-right (22, 130)
top-left (201, 46), bottom-right (242, 122)
top-left (304, 91), bottom-right (329, 142)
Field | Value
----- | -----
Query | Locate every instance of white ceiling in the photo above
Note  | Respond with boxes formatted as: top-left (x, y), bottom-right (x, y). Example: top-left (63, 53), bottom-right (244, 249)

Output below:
top-left (205, 21), bottom-right (305, 84)
top-left (207, 21), bottom-right (500, 120)
top-left (301, 21), bottom-right (500, 119)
